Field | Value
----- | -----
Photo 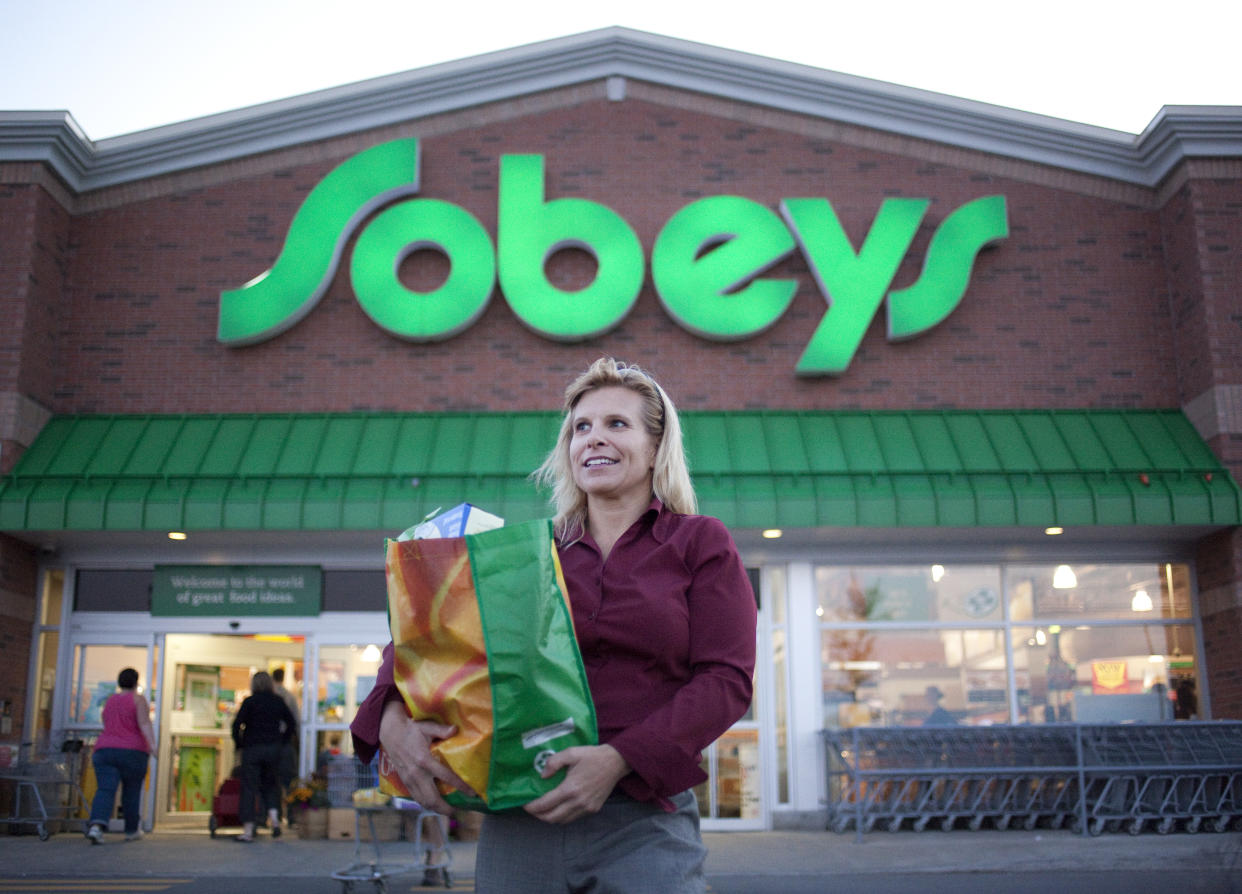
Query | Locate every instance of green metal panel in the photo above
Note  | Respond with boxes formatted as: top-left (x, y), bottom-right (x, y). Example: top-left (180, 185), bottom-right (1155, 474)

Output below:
top-left (872, 416), bottom-right (925, 473)
top-left (761, 416), bottom-right (812, 475)
top-left (0, 409), bottom-right (1237, 533)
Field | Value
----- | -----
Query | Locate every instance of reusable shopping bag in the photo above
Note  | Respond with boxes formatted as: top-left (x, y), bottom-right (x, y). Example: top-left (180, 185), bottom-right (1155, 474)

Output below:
top-left (383, 518), bottom-right (597, 811)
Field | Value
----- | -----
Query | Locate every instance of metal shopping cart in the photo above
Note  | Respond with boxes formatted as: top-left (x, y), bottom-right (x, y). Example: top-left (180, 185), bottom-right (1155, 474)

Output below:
top-left (0, 739), bottom-right (88, 840)
top-left (324, 755), bottom-right (452, 892)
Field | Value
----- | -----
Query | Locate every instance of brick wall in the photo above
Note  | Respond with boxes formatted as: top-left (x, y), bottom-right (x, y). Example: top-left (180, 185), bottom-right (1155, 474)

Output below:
top-left (0, 534), bottom-right (37, 742)
top-left (0, 178), bottom-right (69, 473)
top-left (48, 98), bottom-right (1182, 416)
top-left (1, 88), bottom-right (1239, 723)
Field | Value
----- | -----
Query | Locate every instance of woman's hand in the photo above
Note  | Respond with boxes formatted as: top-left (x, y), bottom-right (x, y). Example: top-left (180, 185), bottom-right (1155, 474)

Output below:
top-left (522, 744), bottom-right (630, 824)
top-left (378, 700), bottom-right (475, 815)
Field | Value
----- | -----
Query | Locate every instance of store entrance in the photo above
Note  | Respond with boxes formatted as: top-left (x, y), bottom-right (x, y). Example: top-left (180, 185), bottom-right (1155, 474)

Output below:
top-left (154, 634), bottom-right (305, 831)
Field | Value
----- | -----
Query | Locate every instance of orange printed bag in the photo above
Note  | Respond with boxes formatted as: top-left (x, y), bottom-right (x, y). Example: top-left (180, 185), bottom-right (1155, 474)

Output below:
top-left (382, 519), bottom-right (597, 811)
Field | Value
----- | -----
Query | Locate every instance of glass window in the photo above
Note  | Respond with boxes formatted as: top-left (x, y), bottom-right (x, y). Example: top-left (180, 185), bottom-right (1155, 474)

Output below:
top-left (769, 566), bottom-right (789, 805)
top-left (816, 565), bottom-right (1002, 623)
top-left (1007, 563), bottom-right (1191, 621)
top-left (69, 645), bottom-right (154, 726)
top-left (33, 630), bottom-right (59, 744)
top-left (40, 570), bottom-right (64, 625)
top-left (822, 627), bottom-right (1010, 728)
top-left (317, 645), bottom-right (384, 727)
top-left (323, 571), bottom-right (385, 612)
top-left (1012, 623), bottom-right (1198, 724)
top-left (815, 560), bottom-right (1201, 728)
top-left (74, 570), bottom-right (152, 612)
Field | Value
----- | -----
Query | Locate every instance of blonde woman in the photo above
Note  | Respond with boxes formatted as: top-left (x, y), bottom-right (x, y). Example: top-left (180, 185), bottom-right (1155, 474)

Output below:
top-left (353, 358), bottom-right (756, 893)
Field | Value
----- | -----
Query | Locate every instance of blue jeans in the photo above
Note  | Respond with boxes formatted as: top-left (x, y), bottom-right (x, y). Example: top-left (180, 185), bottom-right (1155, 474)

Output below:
top-left (90, 747), bottom-right (149, 835)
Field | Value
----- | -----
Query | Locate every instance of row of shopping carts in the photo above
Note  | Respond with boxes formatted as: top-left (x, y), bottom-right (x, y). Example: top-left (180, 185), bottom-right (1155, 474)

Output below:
top-left (823, 722), bottom-right (1242, 836)
top-left (0, 740), bottom-right (88, 840)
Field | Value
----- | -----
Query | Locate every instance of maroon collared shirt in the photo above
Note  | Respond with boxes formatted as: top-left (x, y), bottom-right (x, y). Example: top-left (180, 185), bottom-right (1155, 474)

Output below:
top-left (352, 501), bottom-right (756, 810)
top-left (559, 501), bottom-right (756, 808)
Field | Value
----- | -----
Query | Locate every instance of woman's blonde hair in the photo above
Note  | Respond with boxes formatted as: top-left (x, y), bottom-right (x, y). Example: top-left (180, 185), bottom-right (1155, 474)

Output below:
top-left (533, 357), bottom-right (697, 540)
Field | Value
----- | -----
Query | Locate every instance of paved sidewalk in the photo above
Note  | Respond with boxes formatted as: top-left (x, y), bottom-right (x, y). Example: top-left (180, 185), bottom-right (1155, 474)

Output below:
top-left (0, 825), bottom-right (1239, 881)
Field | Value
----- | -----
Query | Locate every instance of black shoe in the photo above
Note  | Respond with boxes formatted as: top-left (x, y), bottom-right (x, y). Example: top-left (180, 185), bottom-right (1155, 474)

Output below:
top-left (270, 824), bottom-right (281, 839)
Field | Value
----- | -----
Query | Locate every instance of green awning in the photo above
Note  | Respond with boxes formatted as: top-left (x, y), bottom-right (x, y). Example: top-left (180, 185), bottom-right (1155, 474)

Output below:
top-left (0, 410), bottom-right (1237, 532)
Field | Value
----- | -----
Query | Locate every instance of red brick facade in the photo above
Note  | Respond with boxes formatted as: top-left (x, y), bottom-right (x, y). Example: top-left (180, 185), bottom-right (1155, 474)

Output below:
top-left (35, 101), bottom-right (1195, 416)
top-left (1, 61), bottom-right (1240, 735)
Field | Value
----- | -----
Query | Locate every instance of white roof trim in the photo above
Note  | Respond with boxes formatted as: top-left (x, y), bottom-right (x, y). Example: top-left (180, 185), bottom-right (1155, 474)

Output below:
top-left (2, 27), bottom-right (1240, 192)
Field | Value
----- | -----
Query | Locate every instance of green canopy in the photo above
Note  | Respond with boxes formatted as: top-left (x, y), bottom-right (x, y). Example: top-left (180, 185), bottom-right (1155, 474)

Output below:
top-left (0, 409), bottom-right (1237, 532)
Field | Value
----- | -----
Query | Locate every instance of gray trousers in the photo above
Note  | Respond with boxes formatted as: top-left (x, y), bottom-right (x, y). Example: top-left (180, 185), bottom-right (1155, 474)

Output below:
top-left (474, 790), bottom-right (707, 894)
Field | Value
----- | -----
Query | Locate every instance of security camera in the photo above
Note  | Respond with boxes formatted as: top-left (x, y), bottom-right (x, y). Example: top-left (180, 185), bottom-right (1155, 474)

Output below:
top-left (229, 620), bottom-right (240, 630)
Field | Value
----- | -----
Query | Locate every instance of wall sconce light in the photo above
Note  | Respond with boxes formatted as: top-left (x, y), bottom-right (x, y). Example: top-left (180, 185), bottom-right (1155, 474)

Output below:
top-left (1131, 589), bottom-right (1154, 612)
top-left (1052, 565), bottom-right (1077, 589)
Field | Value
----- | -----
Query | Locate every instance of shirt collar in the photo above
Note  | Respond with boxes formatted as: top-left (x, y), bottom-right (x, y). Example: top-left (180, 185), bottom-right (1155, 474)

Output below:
top-left (647, 497), bottom-right (673, 543)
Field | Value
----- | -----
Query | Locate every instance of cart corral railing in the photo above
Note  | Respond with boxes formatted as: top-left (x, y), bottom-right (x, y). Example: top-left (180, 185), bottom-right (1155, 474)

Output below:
top-left (822, 722), bottom-right (1242, 838)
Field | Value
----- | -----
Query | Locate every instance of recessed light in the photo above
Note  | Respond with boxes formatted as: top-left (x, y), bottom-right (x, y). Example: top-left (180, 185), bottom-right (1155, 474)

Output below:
top-left (762, 529), bottom-right (782, 539)
top-left (168, 531), bottom-right (187, 541)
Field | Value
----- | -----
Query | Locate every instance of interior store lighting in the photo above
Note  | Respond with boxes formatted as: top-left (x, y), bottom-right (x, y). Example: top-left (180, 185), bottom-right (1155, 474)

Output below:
top-left (1131, 589), bottom-right (1154, 612)
top-left (361, 643), bottom-right (382, 662)
top-left (1052, 564), bottom-right (1078, 589)
top-left (931, 564), bottom-right (945, 583)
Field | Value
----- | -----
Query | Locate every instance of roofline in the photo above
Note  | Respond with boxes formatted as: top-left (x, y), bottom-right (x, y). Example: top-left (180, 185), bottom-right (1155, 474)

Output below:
top-left (3, 27), bottom-right (1241, 192)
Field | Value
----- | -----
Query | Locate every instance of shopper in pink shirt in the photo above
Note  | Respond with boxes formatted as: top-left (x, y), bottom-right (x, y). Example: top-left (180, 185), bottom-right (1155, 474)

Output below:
top-left (86, 668), bottom-right (156, 843)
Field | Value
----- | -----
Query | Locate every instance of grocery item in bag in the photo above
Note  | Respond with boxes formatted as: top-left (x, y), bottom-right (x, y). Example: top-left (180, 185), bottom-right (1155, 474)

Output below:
top-left (383, 517), bottom-right (597, 811)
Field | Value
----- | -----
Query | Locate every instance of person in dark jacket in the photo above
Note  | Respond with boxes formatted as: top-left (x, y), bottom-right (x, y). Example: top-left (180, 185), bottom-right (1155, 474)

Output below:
top-left (231, 671), bottom-right (296, 841)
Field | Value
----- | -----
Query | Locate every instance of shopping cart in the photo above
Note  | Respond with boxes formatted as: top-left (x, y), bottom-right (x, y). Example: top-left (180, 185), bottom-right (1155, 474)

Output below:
top-left (0, 739), bottom-right (88, 840)
top-left (330, 804), bottom-right (452, 892)
top-left (324, 755), bottom-right (452, 892)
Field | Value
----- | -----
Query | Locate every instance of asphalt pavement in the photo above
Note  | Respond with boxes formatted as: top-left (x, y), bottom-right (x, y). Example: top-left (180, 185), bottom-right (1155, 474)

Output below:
top-left (1, 822), bottom-right (1239, 886)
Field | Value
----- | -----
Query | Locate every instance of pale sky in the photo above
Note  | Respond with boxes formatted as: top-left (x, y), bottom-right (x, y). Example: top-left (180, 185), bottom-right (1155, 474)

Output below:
top-left (1, 0), bottom-right (1237, 140)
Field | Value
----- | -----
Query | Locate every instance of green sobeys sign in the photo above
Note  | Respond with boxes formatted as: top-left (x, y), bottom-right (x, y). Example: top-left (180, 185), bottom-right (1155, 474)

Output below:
top-left (217, 139), bottom-right (1008, 375)
top-left (152, 565), bottom-right (321, 617)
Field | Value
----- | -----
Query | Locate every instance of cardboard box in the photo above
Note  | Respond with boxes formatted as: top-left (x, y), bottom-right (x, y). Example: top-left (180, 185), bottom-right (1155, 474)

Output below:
top-left (328, 807), bottom-right (403, 841)
top-left (326, 807), bottom-right (357, 841)
top-left (399, 503), bottom-right (504, 541)
top-left (359, 810), bottom-right (403, 842)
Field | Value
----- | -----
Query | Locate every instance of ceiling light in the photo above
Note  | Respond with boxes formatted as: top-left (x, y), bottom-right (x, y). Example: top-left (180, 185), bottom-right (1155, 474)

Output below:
top-left (361, 643), bottom-right (382, 662)
top-left (1045, 527), bottom-right (1063, 536)
top-left (1131, 589), bottom-right (1154, 612)
top-left (1052, 565), bottom-right (1077, 589)
top-left (931, 564), bottom-right (945, 583)
top-left (168, 531), bottom-right (187, 540)
top-left (762, 529), bottom-right (782, 539)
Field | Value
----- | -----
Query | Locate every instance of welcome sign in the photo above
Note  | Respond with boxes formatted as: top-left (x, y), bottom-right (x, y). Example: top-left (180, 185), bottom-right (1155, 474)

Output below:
top-left (152, 565), bottom-right (321, 617)
top-left (218, 139), bottom-right (1008, 375)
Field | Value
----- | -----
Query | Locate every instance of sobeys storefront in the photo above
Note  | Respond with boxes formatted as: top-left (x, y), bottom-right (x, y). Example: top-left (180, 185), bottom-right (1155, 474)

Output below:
top-left (2, 29), bottom-right (1240, 832)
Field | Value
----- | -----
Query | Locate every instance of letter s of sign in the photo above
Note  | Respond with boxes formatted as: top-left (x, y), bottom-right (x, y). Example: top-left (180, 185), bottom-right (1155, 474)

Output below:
top-left (781, 195), bottom-right (1008, 375)
top-left (217, 139), bottom-right (425, 345)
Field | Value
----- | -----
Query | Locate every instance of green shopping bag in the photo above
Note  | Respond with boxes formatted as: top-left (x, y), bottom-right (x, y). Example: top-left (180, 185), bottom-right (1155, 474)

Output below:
top-left (385, 518), bottom-right (598, 811)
